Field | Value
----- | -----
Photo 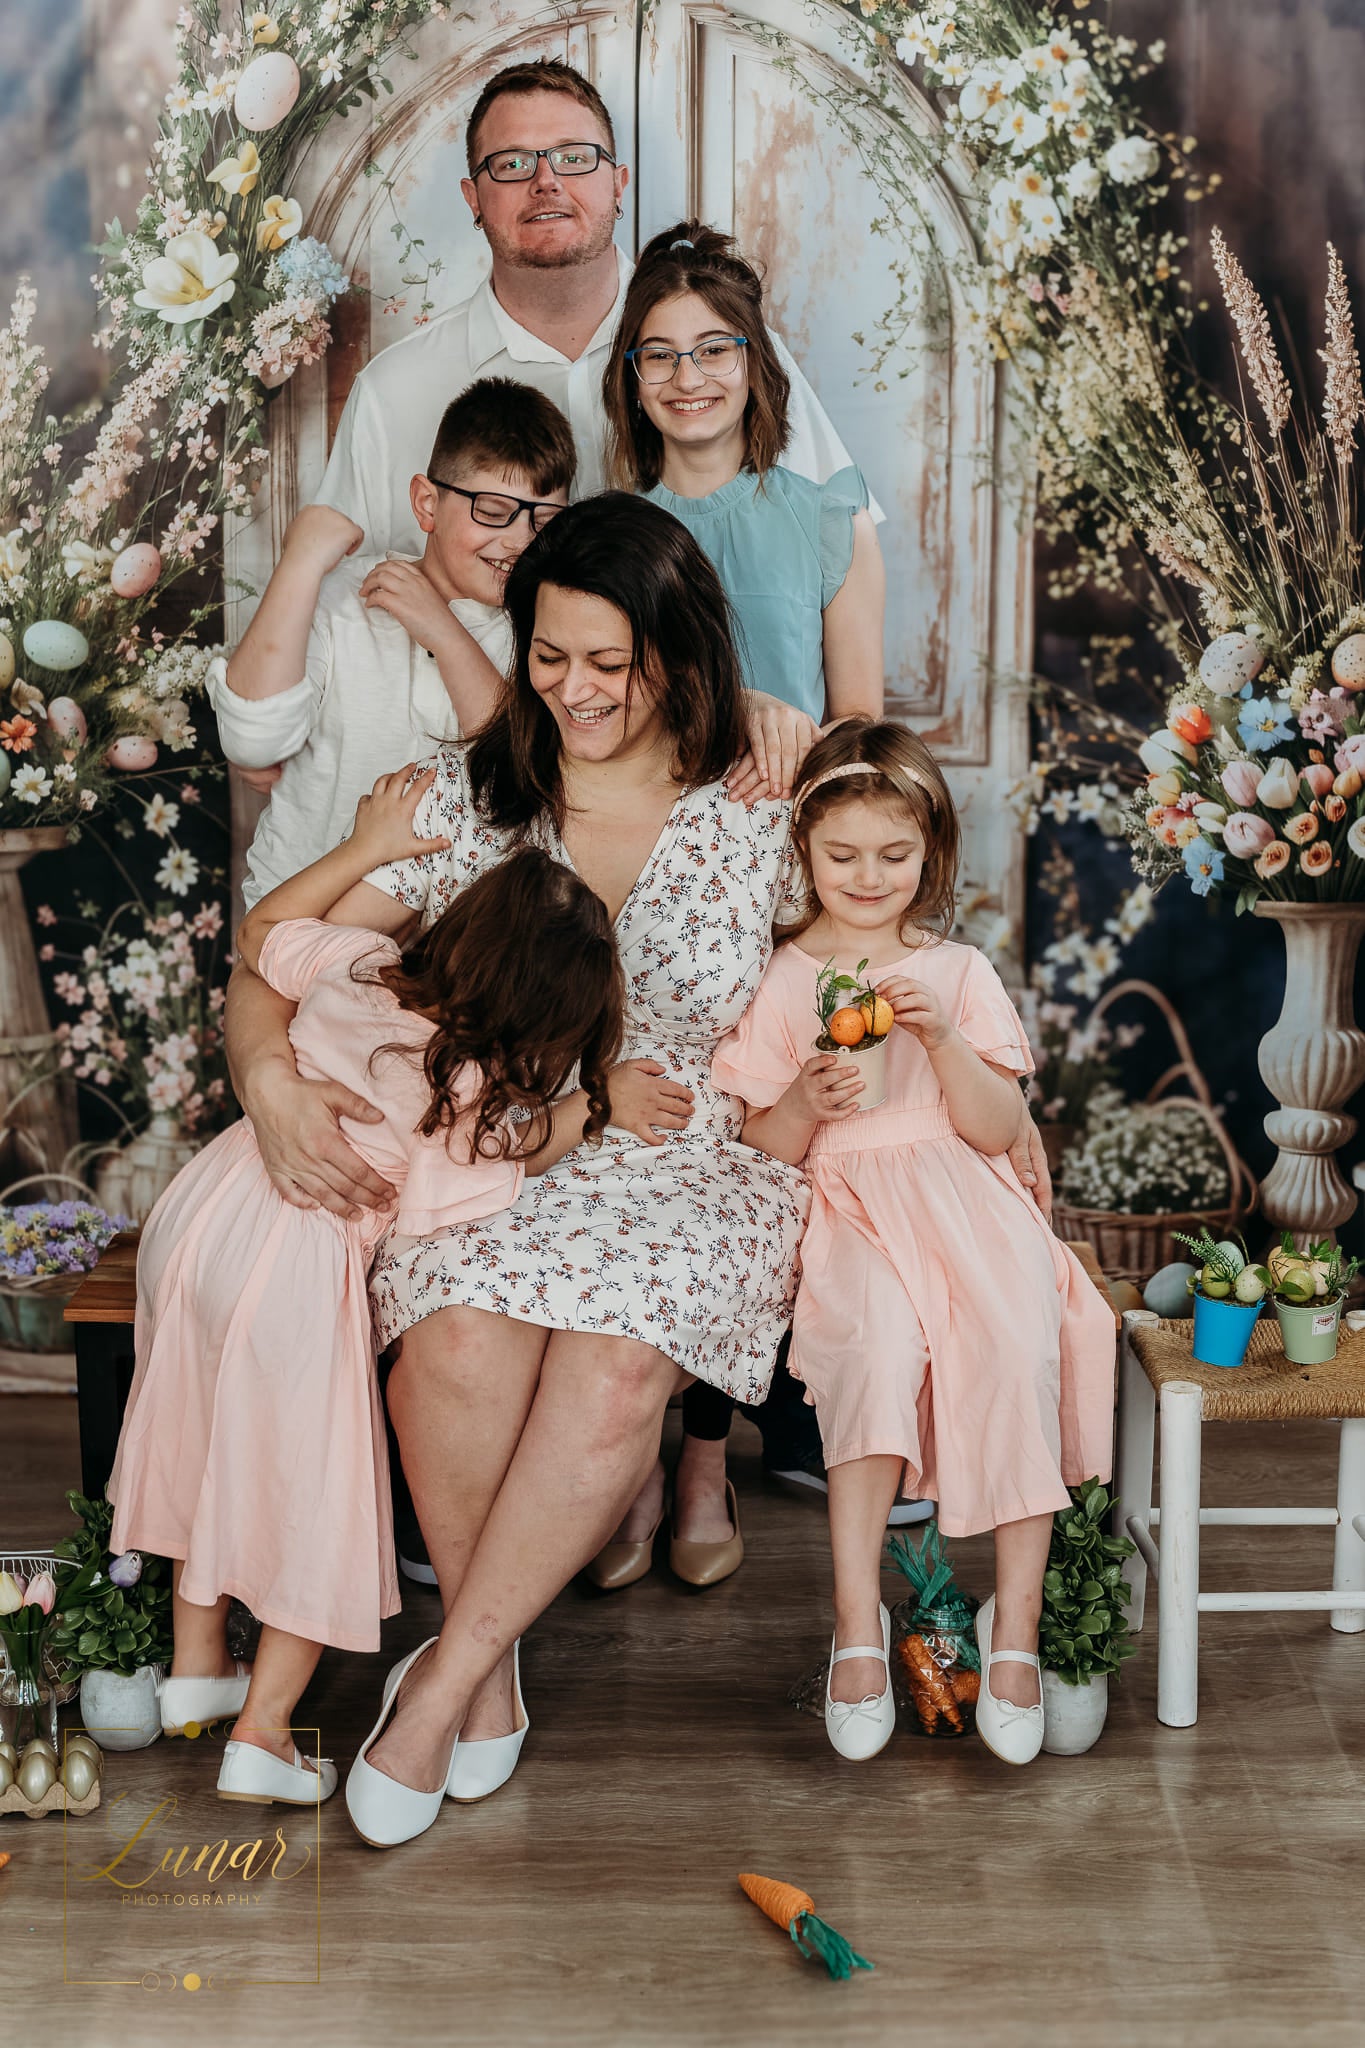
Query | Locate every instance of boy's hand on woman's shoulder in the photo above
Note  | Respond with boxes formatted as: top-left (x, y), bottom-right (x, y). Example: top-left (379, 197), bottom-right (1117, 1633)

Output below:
top-left (358, 557), bottom-right (458, 654)
top-left (283, 503), bottom-right (366, 574)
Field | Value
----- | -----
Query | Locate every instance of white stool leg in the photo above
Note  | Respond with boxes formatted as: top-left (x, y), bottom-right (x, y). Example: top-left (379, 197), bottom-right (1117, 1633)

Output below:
top-left (1156, 1380), bottom-right (1203, 1728)
top-left (1331, 1417), bottom-right (1365, 1633)
top-left (1115, 1314), bottom-right (1157, 1631)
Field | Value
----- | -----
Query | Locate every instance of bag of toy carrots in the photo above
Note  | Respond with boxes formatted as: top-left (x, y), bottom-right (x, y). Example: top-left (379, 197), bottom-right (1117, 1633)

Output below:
top-left (886, 1521), bottom-right (981, 1738)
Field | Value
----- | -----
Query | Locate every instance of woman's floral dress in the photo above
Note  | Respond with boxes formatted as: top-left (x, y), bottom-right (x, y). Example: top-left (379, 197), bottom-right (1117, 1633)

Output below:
top-left (364, 746), bottom-right (810, 1400)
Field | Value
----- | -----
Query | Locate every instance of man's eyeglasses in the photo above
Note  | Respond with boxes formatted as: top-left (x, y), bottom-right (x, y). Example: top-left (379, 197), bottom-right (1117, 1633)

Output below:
top-left (430, 481), bottom-right (563, 534)
top-left (625, 337), bottom-right (748, 385)
top-left (470, 143), bottom-right (617, 184)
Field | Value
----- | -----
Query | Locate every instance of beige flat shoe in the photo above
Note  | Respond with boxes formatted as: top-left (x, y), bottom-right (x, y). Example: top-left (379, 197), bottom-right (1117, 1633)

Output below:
top-left (669, 1479), bottom-right (744, 1588)
top-left (583, 1506), bottom-right (665, 1591)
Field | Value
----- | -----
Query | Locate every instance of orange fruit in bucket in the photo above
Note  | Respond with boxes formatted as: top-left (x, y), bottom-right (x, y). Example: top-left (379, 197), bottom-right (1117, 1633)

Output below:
top-left (860, 996), bottom-right (894, 1039)
top-left (828, 1007), bottom-right (867, 1046)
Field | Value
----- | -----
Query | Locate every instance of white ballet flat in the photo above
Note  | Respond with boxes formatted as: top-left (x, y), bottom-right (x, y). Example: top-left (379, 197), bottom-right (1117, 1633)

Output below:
top-left (824, 1603), bottom-right (896, 1762)
top-left (386, 1639), bottom-right (529, 1802)
top-left (345, 1636), bottom-right (454, 1849)
top-left (974, 1595), bottom-right (1045, 1767)
top-left (217, 1738), bottom-right (338, 1806)
top-left (157, 1661), bottom-right (251, 1736)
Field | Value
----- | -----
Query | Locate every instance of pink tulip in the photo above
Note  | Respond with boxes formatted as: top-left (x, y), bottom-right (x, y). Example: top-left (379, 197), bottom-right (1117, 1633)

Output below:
top-left (1223, 812), bottom-right (1275, 860)
top-left (1335, 733), bottom-right (1365, 777)
top-left (22, 1569), bottom-right (56, 1614)
top-left (1302, 762), bottom-right (1336, 798)
top-left (1220, 760), bottom-right (1262, 807)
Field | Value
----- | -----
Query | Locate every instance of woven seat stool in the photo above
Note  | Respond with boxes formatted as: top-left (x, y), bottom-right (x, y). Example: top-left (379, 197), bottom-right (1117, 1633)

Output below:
top-left (1115, 1307), bottom-right (1365, 1726)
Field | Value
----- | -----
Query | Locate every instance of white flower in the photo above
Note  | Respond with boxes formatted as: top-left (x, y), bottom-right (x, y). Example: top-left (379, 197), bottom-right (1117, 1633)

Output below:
top-left (318, 50), bottom-right (344, 86)
top-left (256, 196), bottom-right (303, 253)
top-left (1349, 818), bottom-right (1365, 859)
top-left (53, 761), bottom-right (76, 784)
top-left (206, 141), bottom-right (261, 199)
top-left (1064, 159), bottom-right (1103, 206)
top-left (959, 68), bottom-right (1013, 122)
top-left (1104, 134), bottom-right (1161, 185)
top-left (155, 847), bottom-right (200, 896)
top-left (192, 71), bottom-right (239, 113)
top-left (144, 794), bottom-right (180, 837)
top-left (164, 82), bottom-right (194, 117)
top-left (13, 763), bottom-right (52, 804)
top-left (133, 233), bottom-right (239, 326)
top-left (0, 530), bottom-right (30, 581)
top-left (1073, 784), bottom-right (1106, 823)
top-left (61, 538), bottom-right (116, 584)
top-left (996, 104), bottom-right (1048, 155)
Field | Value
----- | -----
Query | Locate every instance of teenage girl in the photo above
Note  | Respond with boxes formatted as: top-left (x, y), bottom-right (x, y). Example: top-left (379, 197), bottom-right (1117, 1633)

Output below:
top-left (596, 220), bottom-right (888, 1577)
top-left (712, 720), bottom-right (1115, 1764)
top-left (107, 768), bottom-right (624, 1806)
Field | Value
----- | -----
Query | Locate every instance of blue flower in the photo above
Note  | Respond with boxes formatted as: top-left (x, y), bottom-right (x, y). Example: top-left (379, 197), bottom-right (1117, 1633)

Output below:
top-left (275, 236), bottom-right (350, 306)
top-left (1238, 695), bottom-right (1296, 752)
top-left (1184, 837), bottom-right (1224, 897)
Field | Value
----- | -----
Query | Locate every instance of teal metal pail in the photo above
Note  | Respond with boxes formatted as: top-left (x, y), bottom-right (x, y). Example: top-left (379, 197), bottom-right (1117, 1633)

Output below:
top-left (1191, 1288), bottom-right (1260, 1368)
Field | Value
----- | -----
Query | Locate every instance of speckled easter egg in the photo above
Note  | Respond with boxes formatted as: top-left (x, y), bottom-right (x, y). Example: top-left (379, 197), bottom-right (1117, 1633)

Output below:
top-left (47, 696), bottom-right (87, 746)
top-left (1330, 633), bottom-right (1365, 691)
top-left (233, 50), bottom-right (301, 132)
top-left (110, 542), bottom-right (162, 599)
top-left (104, 734), bottom-right (158, 771)
top-left (0, 631), bottom-right (14, 689)
top-left (1143, 1261), bottom-right (1197, 1318)
top-left (23, 619), bottom-right (89, 672)
top-left (1198, 632), bottom-right (1266, 697)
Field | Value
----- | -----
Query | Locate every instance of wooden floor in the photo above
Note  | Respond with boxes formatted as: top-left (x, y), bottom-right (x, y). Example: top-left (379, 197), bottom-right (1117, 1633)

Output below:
top-left (3, 1395), bottom-right (1365, 2048)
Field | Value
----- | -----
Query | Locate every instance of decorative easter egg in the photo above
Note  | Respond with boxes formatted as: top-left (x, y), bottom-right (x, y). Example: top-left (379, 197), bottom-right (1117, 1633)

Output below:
top-left (1198, 632), bottom-right (1266, 697)
top-left (17, 1747), bottom-right (56, 1801)
top-left (60, 1749), bottom-right (98, 1802)
top-left (0, 1740), bottom-right (17, 1768)
top-left (109, 542), bottom-right (162, 599)
top-left (1330, 633), bottom-right (1365, 690)
top-left (64, 1733), bottom-right (102, 1764)
top-left (0, 631), bottom-right (14, 689)
top-left (828, 1007), bottom-right (867, 1047)
top-left (104, 735), bottom-right (158, 771)
top-left (233, 50), bottom-right (301, 132)
top-left (23, 619), bottom-right (90, 672)
top-left (1213, 1239), bottom-right (1246, 1275)
top-left (46, 696), bottom-right (87, 746)
top-left (22, 1737), bottom-right (57, 1765)
top-left (1143, 1261), bottom-right (1197, 1319)
top-left (0, 1755), bottom-right (12, 1794)
top-left (1108, 1280), bottom-right (1147, 1316)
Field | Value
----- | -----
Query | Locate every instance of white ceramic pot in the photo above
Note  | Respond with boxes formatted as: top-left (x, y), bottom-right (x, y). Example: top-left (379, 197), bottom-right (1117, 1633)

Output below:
top-left (1040, 1669), bottom-right (1108, 1755)
top-left (79, 1664), bottom-right (163, 1750)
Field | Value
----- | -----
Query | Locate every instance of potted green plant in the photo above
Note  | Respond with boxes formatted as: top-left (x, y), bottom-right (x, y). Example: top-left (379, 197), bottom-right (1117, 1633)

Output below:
top-left (46, 1492), bottom-right (173, 1750)
top-left (1172, 1228), bottom-right (1268, 1368)
top-left (1039, 1479), bottom-right (1138, 1755)
top-left (1264, 1234), bottom-right (1362, 1364)
top-left (813, 956), bottom-right (893, 1110)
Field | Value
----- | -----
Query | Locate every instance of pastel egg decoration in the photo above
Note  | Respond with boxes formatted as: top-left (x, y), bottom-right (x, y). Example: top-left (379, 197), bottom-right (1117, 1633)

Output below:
top-left (0, 1754), bottom-right (12, 1795)
top-left (104, 734), bottom-right (158, 771)
top-left (1198, 632), bottom-right (1266, 697)
top-left (110, 542), bottom-right (162, 600)
top-left (60, 1749), bottom-right (99, 1803)
top-left (0, 630), bottom-right (14, 689)
top-left (1143, 1260), bottom-right (1197, 1319)
top-left (0, 1741), bottom-right (17, 1769)
top-left (17, 1746), bottom-right (56, 1801)
top-left (1330, 633), bottom-right (1365, 690)
top-left (47, 696), bottom-right (88, 747)
top-left (23, 619), bottom-right (90, 672)
top-left (234, 50), bottom-right (301, 132)
top-left (64, 1734), bottom-right (102, 1764)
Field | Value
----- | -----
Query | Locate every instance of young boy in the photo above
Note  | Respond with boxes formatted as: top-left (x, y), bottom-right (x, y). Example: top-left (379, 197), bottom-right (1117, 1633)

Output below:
top-left (210, 376), bottom-right (575, 906)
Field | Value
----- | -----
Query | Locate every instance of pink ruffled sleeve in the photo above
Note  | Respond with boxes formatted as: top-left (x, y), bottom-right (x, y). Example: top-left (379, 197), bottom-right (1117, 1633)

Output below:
top-left (257, 919), bottom-right (398, 1002)
top-left (712, 970), bottom-right (805, 1110)
top-left (395, 1121), bottom-right (524, 1235)
top-left (956, 949), bottom-right (1036, 1077)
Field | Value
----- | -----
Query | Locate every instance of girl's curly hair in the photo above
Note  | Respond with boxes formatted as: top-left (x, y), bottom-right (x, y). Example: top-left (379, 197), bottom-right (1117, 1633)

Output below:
top-left (361, 846), bottom-right (624, 1164)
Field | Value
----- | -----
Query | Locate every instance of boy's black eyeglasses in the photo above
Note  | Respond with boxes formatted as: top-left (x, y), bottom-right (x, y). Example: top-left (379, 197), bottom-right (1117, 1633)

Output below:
top-left (429, 482), bottom-right (563, 533)
top-left (470, 143), bottom-right (617, 183)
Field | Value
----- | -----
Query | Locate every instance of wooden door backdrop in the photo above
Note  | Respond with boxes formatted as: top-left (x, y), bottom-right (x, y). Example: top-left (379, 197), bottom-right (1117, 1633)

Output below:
top-left (228, 0), bottom-right (1031, 949)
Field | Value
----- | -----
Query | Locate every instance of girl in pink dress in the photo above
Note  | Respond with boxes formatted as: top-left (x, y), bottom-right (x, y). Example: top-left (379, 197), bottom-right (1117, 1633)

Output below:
top-left (108, 767), bottom-right (624, 1808)
top-left (712, 720), bottom-right (1114, 1768)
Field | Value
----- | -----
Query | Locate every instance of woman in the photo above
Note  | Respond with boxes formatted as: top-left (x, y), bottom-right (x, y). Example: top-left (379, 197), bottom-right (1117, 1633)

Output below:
top-left (225, 494), bottom-right (812, 1847)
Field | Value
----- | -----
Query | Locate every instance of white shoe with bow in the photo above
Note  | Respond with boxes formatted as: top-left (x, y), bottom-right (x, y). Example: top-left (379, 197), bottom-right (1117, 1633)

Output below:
top-left (974, 1594), bottom-right (1045, 1766)
top-left (824, 1602), bottom-right (895, 1761)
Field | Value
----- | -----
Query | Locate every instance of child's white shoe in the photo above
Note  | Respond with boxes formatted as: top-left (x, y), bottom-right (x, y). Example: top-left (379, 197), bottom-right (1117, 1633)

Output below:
top-left (217, 1738), bottom-right (337, 1805)
top-left (974, 1595), bottom-right (1044, 1766)
top-left (824, 1602), bottom-right (895, 1761)
top-left (158, 1661), bottom-right (252, 1736)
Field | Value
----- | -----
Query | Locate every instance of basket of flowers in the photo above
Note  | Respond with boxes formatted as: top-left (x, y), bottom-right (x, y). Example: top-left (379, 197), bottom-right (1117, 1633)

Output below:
top-left (1050, 981), bottom-right (1256, 1287)
top-left (0, 1178), bottom-right (131, 1354)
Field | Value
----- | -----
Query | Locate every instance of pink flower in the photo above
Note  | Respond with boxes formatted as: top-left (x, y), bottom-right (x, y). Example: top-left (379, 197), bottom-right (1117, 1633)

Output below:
top-left (1301, 842), bottom-right (1334, 876)
top-left (1220, 760), bottom-right (1262, 807)
top-left (1284, 812), bottom-right (1320, 845)
top-left (36, 903), bottom-right (57, 926)
top-left (22, 1569), bottom-right (56, 1614)
top-left (1335, 733), bottom-right (1365, 777)
top-left (1255, 842), bottom-right (1291, 878)
top-left (1223, 812), bottom-right (1275, 860)
top-left (1302, 762), bottom-right (1336, 798)
top-left (39, 943), bottom-right (54, 961)
top-left (1325, 793), bottom-right (1348, 823)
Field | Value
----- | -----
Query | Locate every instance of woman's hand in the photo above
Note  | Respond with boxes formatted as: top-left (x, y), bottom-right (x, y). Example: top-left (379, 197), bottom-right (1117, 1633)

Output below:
top-left (348, 763), bottom-right (451, 871)
top-left (607, 1060), bottom-right (696, 1147)
top-left (783, 1052), bottom-right (864, 1122)
top-left (248, 1060), bottom-right (396, 1218)
top-left (876, 975), bottom-right (955, 1052)
top-left (726, 695), bottom-right (821, 805)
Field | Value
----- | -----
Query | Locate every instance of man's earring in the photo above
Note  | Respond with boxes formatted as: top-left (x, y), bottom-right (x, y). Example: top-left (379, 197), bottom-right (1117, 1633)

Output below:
top-left (473, 213), bottom-right (483, 230)
top-left (614, 203), bottom-right (624, 220)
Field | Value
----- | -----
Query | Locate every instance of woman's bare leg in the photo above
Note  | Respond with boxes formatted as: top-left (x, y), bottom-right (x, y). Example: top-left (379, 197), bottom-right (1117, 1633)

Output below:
top-left (169, 1564), bottom-right (238, 1678)
top-left (368, 1329), bottom-right (685, 1790)
top-left (991, 1511), bottom-right (1053, 1707)
top-left (826, 1455), bottom-right (902, 1702)
top-left (388, 1307), bottom-right (546, 1740)
top-left (232, 1626), bottom-right (323, 1766)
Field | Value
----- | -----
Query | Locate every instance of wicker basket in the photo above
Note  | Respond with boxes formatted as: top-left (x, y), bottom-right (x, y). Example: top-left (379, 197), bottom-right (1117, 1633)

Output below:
top-left (0, 1171), bottom-right (106, 1353)
top-left (1051, 980), bottom-right (1257, 1290)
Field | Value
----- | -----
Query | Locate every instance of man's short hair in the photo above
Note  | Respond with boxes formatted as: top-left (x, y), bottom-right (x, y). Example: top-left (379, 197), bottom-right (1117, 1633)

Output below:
top-left (466, 58), bottom-right (616, 173)
top-left (427, 377), bottom-right (577, 497)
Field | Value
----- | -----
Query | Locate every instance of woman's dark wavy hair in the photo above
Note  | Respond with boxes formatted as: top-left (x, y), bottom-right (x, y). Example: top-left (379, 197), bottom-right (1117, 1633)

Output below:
top-left (362, 846), bottom-right (625, 1163)
top-left (467, 493), bottom-right (749, 831)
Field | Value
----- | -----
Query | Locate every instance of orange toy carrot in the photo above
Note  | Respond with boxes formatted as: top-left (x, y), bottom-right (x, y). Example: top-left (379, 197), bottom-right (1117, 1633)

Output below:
top-left (738, 1873), bottom-right (873, 1980)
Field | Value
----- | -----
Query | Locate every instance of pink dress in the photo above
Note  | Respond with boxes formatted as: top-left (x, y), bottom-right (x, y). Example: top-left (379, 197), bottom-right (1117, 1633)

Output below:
top-left (107, 920), bottom-right (523, 1652)
top-left (712, 939), bottom-right (1115, 1537)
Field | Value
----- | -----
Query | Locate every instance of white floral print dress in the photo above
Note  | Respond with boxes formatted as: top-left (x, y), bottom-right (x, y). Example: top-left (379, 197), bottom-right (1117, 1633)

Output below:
top-left (364, 745), bottom-right (811, 1401)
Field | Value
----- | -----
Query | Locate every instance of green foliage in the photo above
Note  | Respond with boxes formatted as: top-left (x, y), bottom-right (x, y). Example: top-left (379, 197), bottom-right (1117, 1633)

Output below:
top-left (45, 1490), bottom-right (173, 1679)
top-left (1040, 1479), bottom-right (1138, 1687)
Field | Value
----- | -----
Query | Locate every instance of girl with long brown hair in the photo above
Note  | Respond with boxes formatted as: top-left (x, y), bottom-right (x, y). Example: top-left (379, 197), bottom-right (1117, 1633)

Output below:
top-left (107, 768), bottom-right (624, 1811)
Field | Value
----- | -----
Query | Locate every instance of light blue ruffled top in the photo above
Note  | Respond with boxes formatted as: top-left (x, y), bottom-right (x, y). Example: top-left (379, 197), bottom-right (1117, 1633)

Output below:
top-left (642, 463), bottom-right (869, 722)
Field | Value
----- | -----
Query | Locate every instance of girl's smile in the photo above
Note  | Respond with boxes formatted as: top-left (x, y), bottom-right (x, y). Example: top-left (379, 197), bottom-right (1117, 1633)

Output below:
top-left (805, 797), bottom-right (926, 947)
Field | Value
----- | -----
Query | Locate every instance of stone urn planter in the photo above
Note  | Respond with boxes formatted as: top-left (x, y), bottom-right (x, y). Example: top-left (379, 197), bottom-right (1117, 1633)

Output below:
top-left (1253, 902), bottom-right (1365, 1244)
top-left (1041, 1670), bottom-right (1109, 1755)
top-left (79, 1664), bottom-right (163, 1750)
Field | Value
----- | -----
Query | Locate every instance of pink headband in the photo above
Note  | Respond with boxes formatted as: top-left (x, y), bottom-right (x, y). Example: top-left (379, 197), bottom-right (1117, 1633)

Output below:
top-left (791, 759), bottom-right (931, 823)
